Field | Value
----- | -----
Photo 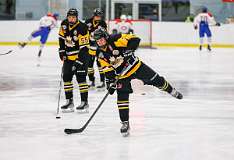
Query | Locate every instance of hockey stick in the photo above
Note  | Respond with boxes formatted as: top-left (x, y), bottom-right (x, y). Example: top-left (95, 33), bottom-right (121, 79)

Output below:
top-left (64, 90), bottom-right (111, 134)
top-left (64, 71), bottom-right (123, 134)
top-left (56, 67), bottom-right (63, 119)
top-left (0, 50), bottom-right (13, 56)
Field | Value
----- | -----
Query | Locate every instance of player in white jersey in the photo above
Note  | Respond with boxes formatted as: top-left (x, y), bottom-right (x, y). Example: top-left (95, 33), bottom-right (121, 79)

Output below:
top-left (18, 13), bottom-right (59, 59)
top-left (193, 7), bottom-right (220, 51)
top-left (112, 15), bottom-right (134, 34)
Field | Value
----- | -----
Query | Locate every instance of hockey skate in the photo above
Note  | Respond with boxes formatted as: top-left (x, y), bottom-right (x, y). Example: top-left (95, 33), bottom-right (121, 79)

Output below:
top-left (207, 45), bottom-right (212, 52)
top-left (96, 82), bottom-right (105, 91)
top-left (76, 101), bottom-right (89, 113)
top-left (120, 121), bottom-right (130, 137)
top-left (199, 45), bottom-right (202, 51)
top-left (61, 99), bottom-right (74, 113)
top-left (18, 42), bottom-right (27, 49)
top-left (170, 88), bottom-right (183, 99)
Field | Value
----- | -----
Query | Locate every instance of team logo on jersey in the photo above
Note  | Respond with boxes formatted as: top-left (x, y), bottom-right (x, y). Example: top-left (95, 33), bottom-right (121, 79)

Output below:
top-left (73, 30), bottom-right (77, 35)
top-left (112, 50), bottom-right (119, 55)
top-left (65, 36), bottom-right (75, 47)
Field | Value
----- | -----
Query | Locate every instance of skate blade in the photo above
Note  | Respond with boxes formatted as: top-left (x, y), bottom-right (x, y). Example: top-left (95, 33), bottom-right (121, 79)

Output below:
top-left (61, 109), bottom-right (75, 113)
top-left (121, 131), bottom-right (130, 137)
top-left (76, 108), bottom-right (89, 114)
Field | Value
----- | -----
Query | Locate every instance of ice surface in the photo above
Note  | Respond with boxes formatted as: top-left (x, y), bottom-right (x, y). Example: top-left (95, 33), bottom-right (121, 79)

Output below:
top-left (0, 46), bottom-right (234, 160)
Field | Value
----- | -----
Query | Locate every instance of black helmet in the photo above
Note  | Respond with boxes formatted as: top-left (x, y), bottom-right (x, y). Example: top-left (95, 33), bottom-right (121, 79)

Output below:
top-left (67, 8), bottom-right (78, 17)
top-left (93, 28), bottom-right (109, 40)
top-left (93, 8), bottom-right (103, 17)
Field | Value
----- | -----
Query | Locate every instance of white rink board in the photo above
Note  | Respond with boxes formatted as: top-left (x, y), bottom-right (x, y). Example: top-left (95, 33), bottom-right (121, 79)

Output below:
top-left (0, 21), bottom-right (234, 46)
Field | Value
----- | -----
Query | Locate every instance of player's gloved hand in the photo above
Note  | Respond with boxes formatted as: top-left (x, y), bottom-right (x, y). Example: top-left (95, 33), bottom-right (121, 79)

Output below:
top-left (106, 79), bottom-right (116, 95)
top-left (59, 49), bottom-right (66, 61)
top-left (105, 69), bottom-right (117, 95)
top-left (216, 22), bottom-right (221, 26)
top-left (194, 25), bottom-right (198, 30)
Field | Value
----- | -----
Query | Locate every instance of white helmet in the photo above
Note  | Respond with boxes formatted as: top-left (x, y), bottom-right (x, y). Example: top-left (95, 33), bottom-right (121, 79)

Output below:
top-left (120, 15), bottom-right (127, 21)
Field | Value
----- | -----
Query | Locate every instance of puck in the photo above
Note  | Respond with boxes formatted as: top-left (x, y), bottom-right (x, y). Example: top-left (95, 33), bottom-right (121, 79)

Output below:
top-left (141, 93), bottom-right (146, 95)
top-left (56, 116), bottom-right (61, 119)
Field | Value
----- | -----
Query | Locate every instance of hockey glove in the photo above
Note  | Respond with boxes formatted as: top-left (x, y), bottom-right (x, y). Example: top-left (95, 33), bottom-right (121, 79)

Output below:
top-left (194, 25), bottom-right (198, 30)
top-left (106, 79), bottom-right (116, 95)
top-left (59, 49), bottom-right (66, 61)
top-left (216, 22), bottom-right (221, 26)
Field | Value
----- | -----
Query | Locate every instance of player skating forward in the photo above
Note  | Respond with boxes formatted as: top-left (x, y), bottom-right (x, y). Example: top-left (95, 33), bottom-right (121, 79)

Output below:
top-left (18, 13), bottom-right (59, 58)
top-left (93, 28), bottom-right (183, 136)
top-left (112, 15), bottom-right (134, 34)
top-left (85, 8), bottom-right (107, 89)
top-left (193, 7), bottom-right (220, 51)
top-left (59, 8), bottom-right (90, 113)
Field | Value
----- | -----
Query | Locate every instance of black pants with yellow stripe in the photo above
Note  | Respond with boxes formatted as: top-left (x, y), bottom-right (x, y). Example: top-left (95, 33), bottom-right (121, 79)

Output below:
top-left (116, 62), bottom-right (173, 122)
top-left (63, 60), bottom-right (88, 102)
top-left (88, 55), bottom-right (105, 82)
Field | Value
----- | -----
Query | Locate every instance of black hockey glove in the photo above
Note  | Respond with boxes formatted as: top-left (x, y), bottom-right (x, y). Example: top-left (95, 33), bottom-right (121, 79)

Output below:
top-left (106, 78), bottom-right (116, 95)
top-left (105, 69), bottom-right (117, 95)
top-left (194, 25), bottom-right (198, 30)
top-left (59, 49), bottom-right (66, 61)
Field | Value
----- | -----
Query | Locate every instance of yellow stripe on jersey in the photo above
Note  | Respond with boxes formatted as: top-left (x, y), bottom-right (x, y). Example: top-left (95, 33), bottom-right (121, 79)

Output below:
top-left (103, 67), bottom-right (114, 73)
top-left (98, 58), bottom-right (112, 68)
top-left (88, 49), bottom-right (96, 56)
top-left (69, 21), bottom-right (80, 31)
top-left (119, 61), bottom-right (142, 79)
top-left (114, 34), bottom-right (138, 48)
top-left (59, 27), bottom-right (65, 37)
top-left (67, 55), bottom-right (78, 61)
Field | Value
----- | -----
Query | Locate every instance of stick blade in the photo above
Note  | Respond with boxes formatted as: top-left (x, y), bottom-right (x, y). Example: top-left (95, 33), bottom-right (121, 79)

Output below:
top-left (64, 128), bottom-right (84, 134)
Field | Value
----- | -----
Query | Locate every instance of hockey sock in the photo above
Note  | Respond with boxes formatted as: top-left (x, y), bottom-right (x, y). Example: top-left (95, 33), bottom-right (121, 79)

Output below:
top-left (64, 81), bottom-right (73, 99)
top-left (78, 82), bottom-right (89, 101)
top-left (117, 93), bottom-right (129, 122)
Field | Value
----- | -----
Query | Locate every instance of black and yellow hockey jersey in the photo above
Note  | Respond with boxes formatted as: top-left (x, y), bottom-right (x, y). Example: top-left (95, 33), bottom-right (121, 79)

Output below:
top-left (59, 19), bottom-right (89, 61)
top-left (85, 17), bottom-right (107, 34)
top-left (85, 17), bottom-right (107, 56)
top-left (97, 33), bottom-right (141, 79)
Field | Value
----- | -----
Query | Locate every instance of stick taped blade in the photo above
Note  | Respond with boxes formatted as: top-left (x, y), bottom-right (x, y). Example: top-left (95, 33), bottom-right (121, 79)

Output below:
top-left (64, 128), bottom-right (84, 134)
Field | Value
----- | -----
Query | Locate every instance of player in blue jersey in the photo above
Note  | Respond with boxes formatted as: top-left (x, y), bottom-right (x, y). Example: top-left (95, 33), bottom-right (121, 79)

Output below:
top-left (193, 7), bottom-right (220, 51)
top-left (18, 13), bottom-right (59, 58)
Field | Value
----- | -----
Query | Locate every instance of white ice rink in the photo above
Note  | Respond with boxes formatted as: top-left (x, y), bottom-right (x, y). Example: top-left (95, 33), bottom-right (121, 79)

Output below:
top-left (0, 46), bottom-right (234, 160)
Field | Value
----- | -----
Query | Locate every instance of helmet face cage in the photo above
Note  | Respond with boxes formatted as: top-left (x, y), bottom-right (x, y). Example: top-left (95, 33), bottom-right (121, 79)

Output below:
top-left (93, 28), bottom-right (108, 41)
top-left (93, 8), bottom-right (103, 17)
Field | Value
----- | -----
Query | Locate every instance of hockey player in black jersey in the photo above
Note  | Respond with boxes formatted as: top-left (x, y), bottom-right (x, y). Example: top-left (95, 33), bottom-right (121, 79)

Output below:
top-left (85, 8), bottom-right (107, 89)
top-left (93, 28), bottom-right (183, 136)
top-left (59, 8), bottom-right (90, 113)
